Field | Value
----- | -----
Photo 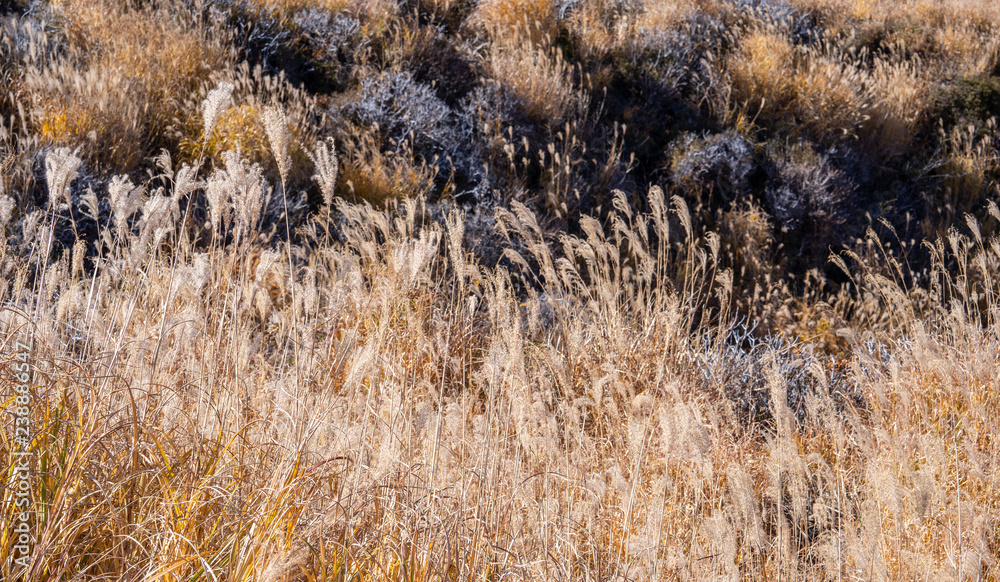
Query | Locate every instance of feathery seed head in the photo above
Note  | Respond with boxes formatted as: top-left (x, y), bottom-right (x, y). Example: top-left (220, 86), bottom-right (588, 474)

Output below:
top-left (202, 81), bottom-right (235, 143)
top-left (170, 253), bottom-right (213, 300)
top-left (221, 150), bottom-right (268, 238)
top-left (109, 175), bottom-right (144, 229)
top-left (71, 239), bottom-right (87, 279)
top-left (22, 210), bottom-right (42, 244)
top-left (671, 194), bottom-right (692, 240)
top-left (81, 187), bottom-right (100, 222)
top-left (262, 105), bottom-right (291, 185)
top-left (206, 167), bottom-right (234, 235)
top-left (45, 147), bottom-right (82, 207)
top-left (446, 209), bottom-right (467, 286)
top-left (154, 149), bottom-right (173, 180)
top-left (142, 191), bottom-right (177, 227)
top-left (255, 249), bottom-right (281, 285)
top-left (141, 189), bottom-right (180, 249)
top-left (173, 163), bottom-right (202, 200)
top-left (307, 138), bottom-right (338, 207)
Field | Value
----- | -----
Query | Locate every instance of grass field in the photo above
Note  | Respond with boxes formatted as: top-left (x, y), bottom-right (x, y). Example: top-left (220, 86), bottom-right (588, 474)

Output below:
top-left (1, 0), bottom-right (999, 579)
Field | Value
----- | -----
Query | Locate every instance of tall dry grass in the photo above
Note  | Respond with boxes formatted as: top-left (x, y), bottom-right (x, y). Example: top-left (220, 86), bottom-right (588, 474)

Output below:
top-left (1, 90), bottom-right (999, 578)
top-left (1, 0), bottom-right (1000, 579)
top-left (16, 0), bottom-right (232, 171)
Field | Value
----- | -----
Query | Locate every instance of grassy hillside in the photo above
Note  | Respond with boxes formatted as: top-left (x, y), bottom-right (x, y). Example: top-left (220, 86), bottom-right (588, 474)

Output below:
top-left (0, 0), bottom-right (999, 579)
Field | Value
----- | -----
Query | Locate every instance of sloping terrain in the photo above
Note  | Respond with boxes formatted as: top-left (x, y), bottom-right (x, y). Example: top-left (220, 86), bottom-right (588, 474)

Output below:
top-left (0, 0), bottom-right (999, 579)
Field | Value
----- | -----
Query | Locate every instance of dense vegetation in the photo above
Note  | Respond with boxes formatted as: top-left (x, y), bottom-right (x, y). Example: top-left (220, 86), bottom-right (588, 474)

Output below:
top-left (0, 0), bottom-right (998, 579)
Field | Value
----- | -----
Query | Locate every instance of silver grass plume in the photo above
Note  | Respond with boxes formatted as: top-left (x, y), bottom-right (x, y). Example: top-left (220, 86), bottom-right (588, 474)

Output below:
top-left (263, 105), bottom-right (297, 348)
top-left (255, 248), bottom-right (281, 285)
top-left (154, 149), bottom-right (173, 181)
top-left (45, 147), bottom-right (82, 206)
top-left (307, 138), bottom-right (338, 207)
top-left (170, 252), bottom-right (212, 300)
top-left (221, 150), bottom-right (268, 238)
top-left (108, 175), bottom-right (144, 230)
top-left (141, 189), bottom-right (180, 250)
top-left (22, 211), bottom-right (42, 244)
top-left (71, 239), bottom-right (86, 279)
top-left (202, 81), bottom-right (234, 143)
top-left (173, 163), bottom-right (203, 207)
top-left (206, 167), bottom-right (234, 235)
top-left (81, 187), bottom-right (100, 222)
top-left (262, 105), bottom-right (291, 186)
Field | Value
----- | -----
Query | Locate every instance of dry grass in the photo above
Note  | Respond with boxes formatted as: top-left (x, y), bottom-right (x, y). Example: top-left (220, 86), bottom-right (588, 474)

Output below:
top-left (249, 0), bottom-right (350, 13)
top-left (470, 0), bottom-right (557, 43)
top-left (20, 0), bottom-right (231, 170)
top-left (338, 134), bottom-right (441, 205)
top-left (932, 120), bottom-right (1000, 232)
top-left (2, 0), bottom-right (1000, 579)
top-left (485, 27), bottom-right (582, 124)
top-left (2, 141), bottom-right (1000, 578)
top-left (724, 26), bottom-right (928, 159)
